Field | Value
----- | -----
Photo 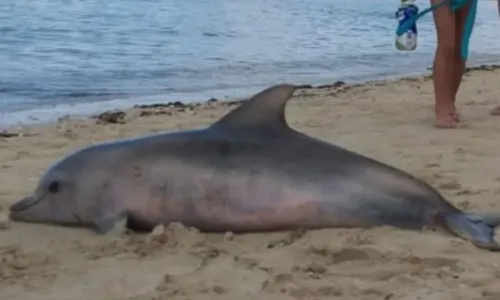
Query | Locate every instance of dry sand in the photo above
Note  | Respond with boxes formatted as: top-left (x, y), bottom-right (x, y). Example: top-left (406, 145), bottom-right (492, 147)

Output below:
top-left (1, 66), bottom-right (500, 300)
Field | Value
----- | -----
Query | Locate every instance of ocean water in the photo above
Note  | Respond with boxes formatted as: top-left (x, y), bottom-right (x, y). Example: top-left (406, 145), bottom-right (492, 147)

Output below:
top-left (1, 0), bottom-right (500, 127)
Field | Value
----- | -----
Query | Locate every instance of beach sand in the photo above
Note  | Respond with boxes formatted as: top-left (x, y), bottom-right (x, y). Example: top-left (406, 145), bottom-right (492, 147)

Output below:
top-left (1, 66), bottom-right (500, 300)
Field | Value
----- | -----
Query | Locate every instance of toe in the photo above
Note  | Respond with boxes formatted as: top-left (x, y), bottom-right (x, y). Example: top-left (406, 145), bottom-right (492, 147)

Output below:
top-left (434, 118), bottom-right (457, 129)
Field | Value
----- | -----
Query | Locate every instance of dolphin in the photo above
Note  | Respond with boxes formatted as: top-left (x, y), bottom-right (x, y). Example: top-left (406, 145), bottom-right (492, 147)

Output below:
top-left (9, 84), bottom-right (500, 251)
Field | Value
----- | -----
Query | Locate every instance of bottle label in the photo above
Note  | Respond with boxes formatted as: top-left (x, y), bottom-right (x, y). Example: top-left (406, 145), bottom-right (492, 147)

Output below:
top-left (396, 5), bottom-right (418, 34)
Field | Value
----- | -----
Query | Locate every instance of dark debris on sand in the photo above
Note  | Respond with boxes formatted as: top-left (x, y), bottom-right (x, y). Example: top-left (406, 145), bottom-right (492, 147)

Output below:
top-left (426, 64), bottom-right (500, 78)
top-left (0, 131), bottom-right (21, 138)
top-left (92, 97), bottom-right (249, 125)
top-left (92, 110), bottom-right (127, 125)
top-left (133, 101), bottom-right (190, 110)
top-left (133, 101), bottom-right (199, 117)
top-left (463, 64), bottom-right (500, 76)
top-left (315, 80), bottom-right (347, 89)
top-left (133, 97), bottom-right (244, 111)
top-left (133, 98), bottom-right (246, 117)
top-left (89, 82), bottom-right (349, 125)
top-left (0, 131), bottom-right (37, 139)
top-left (295, 81), bottom-right (349, 98)
top-left (296, 80), bottom-right (347, 90)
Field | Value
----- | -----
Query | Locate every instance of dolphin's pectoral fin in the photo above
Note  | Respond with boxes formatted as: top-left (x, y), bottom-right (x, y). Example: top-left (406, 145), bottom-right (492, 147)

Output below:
top-left (435, 211), bottom-right (500, 251)
top-left (92, 210), bottom-right (128, 235)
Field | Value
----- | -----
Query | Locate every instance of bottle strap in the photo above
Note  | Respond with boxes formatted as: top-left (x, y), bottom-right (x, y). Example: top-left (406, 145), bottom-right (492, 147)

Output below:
top-left (395, 0), bottom-right (478, 60)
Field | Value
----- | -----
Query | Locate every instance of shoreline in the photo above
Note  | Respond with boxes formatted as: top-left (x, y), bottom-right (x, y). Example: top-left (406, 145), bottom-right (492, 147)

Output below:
top-left (2, 60), bottom-right (500, 132)
top-left (1, 62), bottom-right (498, 140)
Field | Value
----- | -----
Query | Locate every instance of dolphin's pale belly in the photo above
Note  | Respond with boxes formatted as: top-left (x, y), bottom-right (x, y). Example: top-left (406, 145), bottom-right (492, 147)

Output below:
top-left (126, 161), bottom-right (322, 232)
top-left (126, 156), bottom-right (448, 232)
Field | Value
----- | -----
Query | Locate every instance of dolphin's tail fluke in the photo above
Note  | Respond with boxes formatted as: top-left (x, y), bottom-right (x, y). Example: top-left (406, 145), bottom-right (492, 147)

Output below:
top-left (435, 212), bottom-right (500, 251)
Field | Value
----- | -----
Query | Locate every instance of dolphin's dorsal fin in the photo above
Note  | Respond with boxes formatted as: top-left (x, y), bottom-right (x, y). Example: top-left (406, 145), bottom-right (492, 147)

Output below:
top-left (212, 84), bottom-right (298, 130)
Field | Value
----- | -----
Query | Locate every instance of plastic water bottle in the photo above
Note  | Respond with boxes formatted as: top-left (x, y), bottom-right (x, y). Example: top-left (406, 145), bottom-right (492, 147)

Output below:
top-left (395, 0), bottom-right (419, 51)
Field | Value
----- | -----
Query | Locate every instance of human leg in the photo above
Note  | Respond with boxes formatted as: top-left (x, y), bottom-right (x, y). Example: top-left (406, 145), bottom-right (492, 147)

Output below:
top-left (430, 0), bottom-right (458, 128)
top-left (451, 1), bottom-right (474, 122)
top-left (490, 0), bottom-right (500, 116)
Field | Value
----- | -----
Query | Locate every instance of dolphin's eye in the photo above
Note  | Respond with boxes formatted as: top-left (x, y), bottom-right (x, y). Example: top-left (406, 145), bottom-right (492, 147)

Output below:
top-left (48, 181), bottom-right (60, 193)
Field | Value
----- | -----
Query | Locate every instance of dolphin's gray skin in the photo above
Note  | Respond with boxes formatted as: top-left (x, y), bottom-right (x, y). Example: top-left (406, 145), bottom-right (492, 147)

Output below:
top-left (9, 84), bottom-right (500, 251)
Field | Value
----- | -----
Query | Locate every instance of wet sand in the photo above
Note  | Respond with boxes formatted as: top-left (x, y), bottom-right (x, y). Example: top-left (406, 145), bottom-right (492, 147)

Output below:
top-left (1, 66), bottom-right (500, 300)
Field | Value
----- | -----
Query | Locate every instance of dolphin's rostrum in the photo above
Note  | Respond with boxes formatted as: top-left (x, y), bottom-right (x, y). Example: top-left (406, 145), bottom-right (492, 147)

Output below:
top-left (9, 84), bottom-right (500, 251)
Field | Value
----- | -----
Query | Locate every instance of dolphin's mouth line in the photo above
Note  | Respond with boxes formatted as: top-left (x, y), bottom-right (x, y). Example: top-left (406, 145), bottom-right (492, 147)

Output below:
top-left (72, 212), bottom-right (83, 224)
top-left (10, 195), bottom-right (45, 212)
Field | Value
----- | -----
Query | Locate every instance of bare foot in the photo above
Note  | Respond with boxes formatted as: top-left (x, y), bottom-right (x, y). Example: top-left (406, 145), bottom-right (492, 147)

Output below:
top-left (490, 106), bottom-right (500, 116)
top-left (435, 103), bottom-right (458, 128)
top-left (434, 113), bottom-right (457, 128)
